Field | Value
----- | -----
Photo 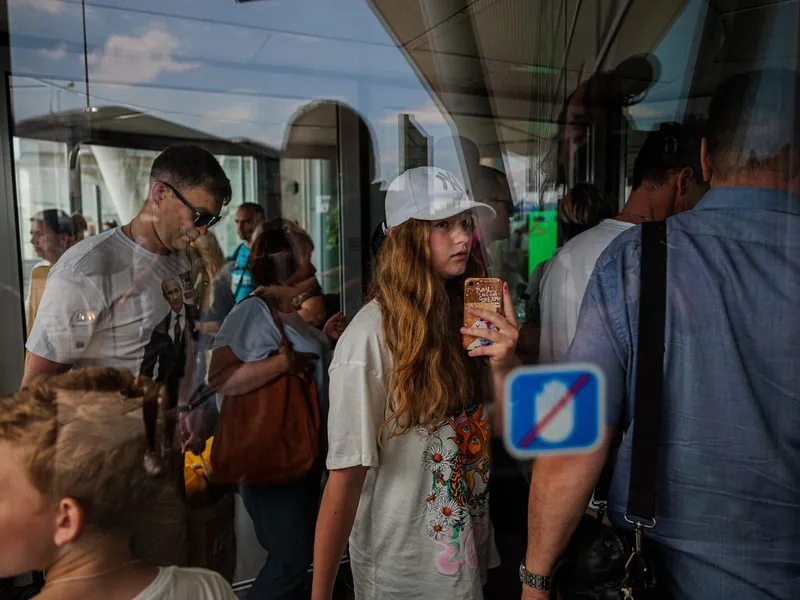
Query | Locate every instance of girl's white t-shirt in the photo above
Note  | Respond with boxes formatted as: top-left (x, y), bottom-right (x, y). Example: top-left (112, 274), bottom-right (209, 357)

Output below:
top-left (134, 566), bottom-right (236, 599)
top-left (327, 300), bottom-right (499, 600)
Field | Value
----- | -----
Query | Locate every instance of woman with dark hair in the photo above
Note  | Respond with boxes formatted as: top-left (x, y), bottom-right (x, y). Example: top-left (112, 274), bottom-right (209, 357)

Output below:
top-left (209, 226), bottom-right (332, 600)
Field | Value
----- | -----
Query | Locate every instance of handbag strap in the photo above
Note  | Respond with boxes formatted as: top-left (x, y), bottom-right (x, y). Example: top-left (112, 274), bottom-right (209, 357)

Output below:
top-left (625, 221), bottom-right (667, 526)
top-left (254, 295), bottom-right (292, 350)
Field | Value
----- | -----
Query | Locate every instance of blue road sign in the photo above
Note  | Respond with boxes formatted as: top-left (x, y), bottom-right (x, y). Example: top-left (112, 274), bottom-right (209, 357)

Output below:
top-left (503, 364), bottom-right (605, 459)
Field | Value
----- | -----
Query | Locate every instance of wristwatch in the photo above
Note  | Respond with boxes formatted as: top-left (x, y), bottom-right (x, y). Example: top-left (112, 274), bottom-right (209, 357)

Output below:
top-left (519, 562), bottom-right (551, 591)
top-left (177, 400), bottom-right (205, 413)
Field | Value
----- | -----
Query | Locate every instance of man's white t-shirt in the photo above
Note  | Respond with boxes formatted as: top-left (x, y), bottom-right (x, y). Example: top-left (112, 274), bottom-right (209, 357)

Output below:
top-left (27, 228), bottom-right (196, 376)
top-left (327, 300), bottom-right (499, 600)
top-left (134, 566), bottom-right (236, 599)
top-left (538, 219), bottom-right (635, 363)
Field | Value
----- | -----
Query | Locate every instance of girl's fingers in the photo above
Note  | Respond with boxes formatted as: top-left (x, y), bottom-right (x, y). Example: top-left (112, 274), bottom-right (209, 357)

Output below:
top-left (468, 343), bottom-right (512, 360)
top-left (461, 327), bottom-right (505, 345)
top-left (462, 321), bottom-right (519, 345)
top-left (501, 282), bottom-right (519, 329)
top-left (467, 307), bottom-right (514, 331)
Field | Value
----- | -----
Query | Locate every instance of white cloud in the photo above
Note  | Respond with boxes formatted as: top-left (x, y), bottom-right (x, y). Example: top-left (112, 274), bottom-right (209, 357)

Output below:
top-left (11, 0), bottom-right (62, 13)
top-left (39, 45), bottom-right (67, 61)
top-left (378, 103), bottom-right (447, 127)
top-left (88, 25), bottom-right (199, 85)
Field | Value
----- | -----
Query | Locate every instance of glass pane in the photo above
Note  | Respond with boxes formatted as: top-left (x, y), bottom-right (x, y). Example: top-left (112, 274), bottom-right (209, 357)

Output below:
top-left (2, 0), bottom-right (798, 597)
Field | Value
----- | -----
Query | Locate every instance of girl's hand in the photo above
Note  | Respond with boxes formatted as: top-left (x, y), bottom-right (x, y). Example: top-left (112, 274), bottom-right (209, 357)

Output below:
top-left (460, 282), bottom-right (519, 368)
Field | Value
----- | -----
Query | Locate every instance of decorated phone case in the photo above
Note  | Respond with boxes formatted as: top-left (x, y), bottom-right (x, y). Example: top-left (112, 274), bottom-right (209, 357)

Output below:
top-left (463, 277), bottom-right (504, 351)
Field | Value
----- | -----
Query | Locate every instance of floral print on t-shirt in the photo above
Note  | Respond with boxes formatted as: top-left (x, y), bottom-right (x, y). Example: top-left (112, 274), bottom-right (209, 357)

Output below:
top-left (420, 402), bottom-right (491, 576)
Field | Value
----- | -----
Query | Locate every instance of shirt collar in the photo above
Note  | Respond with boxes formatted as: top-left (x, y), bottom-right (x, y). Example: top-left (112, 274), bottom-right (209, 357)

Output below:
top-left (694, 186), bottom-right (800, 215)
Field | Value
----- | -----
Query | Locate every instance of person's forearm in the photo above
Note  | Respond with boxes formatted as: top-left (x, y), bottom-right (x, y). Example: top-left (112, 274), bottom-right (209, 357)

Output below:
top-left (21, 354), bottom-right (70, 389)
top-left (312, 468), bottom-right (367, 600)
top-left (211, 353), bottom-right (289, 396)
top-left (198, 321), bottom-right (221, 335)
top-left (525, 430), bottom-right (611, 577)
top-left (489, 356), bottom-right (518, 435)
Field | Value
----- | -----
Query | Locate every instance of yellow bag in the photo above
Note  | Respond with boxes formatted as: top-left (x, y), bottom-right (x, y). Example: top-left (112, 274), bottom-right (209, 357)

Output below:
top-left (184, 437), bottom-right (214, 501)
top-left (184, 436), bottom-right (236, 582)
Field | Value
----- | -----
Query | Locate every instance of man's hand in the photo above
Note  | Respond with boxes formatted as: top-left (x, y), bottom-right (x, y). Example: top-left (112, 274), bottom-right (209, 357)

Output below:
top-left (254, 274), bottom-right (318, 306)
top-left (278, 345), bottom-right (319, 377)
top-left (180, 401), bottom-right (214, 455)
top-left (323, 312), bottom-right (347, 342)
top-left (523, 431), bottom-right (613, 600)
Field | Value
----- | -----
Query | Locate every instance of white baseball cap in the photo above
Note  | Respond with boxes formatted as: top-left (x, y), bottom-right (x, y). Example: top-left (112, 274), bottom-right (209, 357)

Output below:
top-left (384, 166), bottom-right (496, 228)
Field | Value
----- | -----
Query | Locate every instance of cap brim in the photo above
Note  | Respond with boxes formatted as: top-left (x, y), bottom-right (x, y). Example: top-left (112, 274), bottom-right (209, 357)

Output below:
top-left (410, 201), bottom-right (497, 223)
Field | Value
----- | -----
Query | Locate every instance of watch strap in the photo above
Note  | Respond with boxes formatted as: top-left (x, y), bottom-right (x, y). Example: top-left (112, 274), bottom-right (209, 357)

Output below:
top-left (519, 563), bottom-right (551, 591)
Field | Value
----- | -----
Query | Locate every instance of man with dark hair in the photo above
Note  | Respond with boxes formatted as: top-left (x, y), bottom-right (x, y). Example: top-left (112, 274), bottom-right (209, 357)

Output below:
top-left (21, 144), bottom-right (232, 567)
top-left (202, 202), bottom-right (267, 332)
top-left (229, 201), bottom-right (265, 303)
top-left (539, 121), bottom-right (707, 362)
top-left (150, 143), bottom-right (233, 207)
top-left (25, 209), bottom-right (76, 364)
top-left (29, 209), bottom-right (75, 265)
top-left (24, 143), bottom-right (231, 385)
top-left (522, 69), bottom-right (800, 600)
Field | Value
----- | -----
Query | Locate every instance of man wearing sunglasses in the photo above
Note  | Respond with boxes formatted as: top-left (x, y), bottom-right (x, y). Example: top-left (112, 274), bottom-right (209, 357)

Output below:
top-left (21, 144), bottom-right (232, 568)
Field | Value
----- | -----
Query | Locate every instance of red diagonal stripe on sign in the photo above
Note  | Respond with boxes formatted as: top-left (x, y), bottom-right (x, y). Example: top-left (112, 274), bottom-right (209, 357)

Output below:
top-left (519, 374), bottom-right (590, 448)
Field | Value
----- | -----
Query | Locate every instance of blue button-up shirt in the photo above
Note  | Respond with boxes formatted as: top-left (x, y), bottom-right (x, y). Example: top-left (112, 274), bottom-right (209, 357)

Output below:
top-left (566, 186), bottom-right (800, 600)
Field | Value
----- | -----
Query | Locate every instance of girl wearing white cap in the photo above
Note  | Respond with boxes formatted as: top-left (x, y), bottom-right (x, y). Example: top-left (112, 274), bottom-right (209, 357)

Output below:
top-left (312, 167), bottom-right (520, 599)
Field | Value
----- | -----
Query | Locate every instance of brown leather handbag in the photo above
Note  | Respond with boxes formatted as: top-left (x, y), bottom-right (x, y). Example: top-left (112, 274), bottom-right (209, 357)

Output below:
top-left (210, 300), bottom-right (320, 485)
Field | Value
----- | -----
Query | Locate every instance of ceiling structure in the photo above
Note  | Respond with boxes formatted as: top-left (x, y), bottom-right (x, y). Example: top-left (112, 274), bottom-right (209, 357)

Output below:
top-left (13, 105), bottom-right (279, 157)
top-left (368, 0), bottom-right (799, 158)
top-left (3, 0), bottom-right (797, 173)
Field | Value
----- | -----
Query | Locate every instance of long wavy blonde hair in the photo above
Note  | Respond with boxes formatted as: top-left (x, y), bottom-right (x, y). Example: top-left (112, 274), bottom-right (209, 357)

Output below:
top-left (372, 219), bottom-right (485, 437)
top-left (190, 231), bottom-right (226, 312)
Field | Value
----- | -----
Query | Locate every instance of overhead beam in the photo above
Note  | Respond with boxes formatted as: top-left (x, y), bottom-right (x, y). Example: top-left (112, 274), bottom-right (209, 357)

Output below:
top-left (593, 0), bottom-right (636, 73)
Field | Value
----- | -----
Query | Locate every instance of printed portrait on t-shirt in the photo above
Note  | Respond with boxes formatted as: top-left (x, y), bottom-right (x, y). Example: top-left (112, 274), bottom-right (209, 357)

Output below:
top-left (26, 229), bottom-right (199, 381)
top-left (139, 278), bottom-right (197, 407)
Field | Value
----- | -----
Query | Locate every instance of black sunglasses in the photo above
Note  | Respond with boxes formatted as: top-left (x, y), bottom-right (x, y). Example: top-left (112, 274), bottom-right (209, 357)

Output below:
top-left (159, 181), bottom-right (221, 228)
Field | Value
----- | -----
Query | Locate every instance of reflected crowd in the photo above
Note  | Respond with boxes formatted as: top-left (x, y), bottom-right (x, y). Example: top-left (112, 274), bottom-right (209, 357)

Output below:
top-left (2, 67), bottom-right (800, 600)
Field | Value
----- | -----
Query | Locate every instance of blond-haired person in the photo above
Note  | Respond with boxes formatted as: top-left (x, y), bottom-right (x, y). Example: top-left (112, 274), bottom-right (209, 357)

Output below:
top-left (0, 367), bottom-right (236, 600)
top-left (312, 167), bottom-right (520, 600)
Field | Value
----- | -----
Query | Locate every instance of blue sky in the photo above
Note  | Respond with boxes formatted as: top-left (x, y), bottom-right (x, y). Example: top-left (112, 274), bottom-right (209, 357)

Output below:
top-left (8, 0), bottom-right (459, 184)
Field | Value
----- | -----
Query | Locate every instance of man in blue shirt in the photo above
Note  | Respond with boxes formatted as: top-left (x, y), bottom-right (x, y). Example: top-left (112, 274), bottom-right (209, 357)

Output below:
top-left (522, 69), bottom-right (800, 600)
top-left (230, 202), bottom-right (265, 303)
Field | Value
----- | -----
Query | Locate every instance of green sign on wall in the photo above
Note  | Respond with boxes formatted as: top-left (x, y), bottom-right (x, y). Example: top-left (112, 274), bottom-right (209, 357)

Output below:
top-left (528, 210), bottom-right (558, 276)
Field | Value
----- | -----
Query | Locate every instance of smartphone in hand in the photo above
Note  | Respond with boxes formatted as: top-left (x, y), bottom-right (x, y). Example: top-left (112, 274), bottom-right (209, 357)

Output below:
top-left (462, 277), bottom-right (504, 351)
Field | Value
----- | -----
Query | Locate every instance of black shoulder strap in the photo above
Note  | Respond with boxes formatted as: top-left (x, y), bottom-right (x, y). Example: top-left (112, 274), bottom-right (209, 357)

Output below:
top-left (626, 221), bottom-right (667, 524)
